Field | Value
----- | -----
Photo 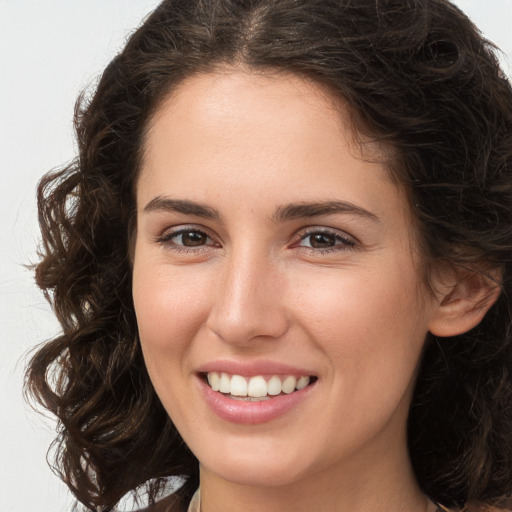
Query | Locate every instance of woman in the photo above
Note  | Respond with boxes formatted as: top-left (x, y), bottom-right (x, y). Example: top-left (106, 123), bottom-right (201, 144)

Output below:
top-left (27, 1), bottom-right (512, 511)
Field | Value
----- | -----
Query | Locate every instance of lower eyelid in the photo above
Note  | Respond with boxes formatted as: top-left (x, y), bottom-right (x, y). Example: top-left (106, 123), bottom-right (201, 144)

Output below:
top-left (297, 230), bottom-right (356, 247)
top-left (155, 226), bottom-right (356, 252)
top-left (156, 228), bottom-right (213, 246)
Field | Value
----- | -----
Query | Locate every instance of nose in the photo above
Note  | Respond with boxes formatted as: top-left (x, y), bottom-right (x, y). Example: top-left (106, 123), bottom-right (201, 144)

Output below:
top-left (206, 249), bottom-right (290, 346)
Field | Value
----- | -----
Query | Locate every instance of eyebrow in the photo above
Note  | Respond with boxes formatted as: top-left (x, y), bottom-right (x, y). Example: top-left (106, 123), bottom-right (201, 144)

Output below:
top-left (143, 197), bottom-right (379, 223)
top-left (272, 200), bottom-right (379, 223)
top-left (143, 197), bottom-right (220, 219)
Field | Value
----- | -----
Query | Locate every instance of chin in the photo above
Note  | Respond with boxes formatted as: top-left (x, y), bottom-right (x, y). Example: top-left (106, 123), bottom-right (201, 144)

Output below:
top-left (204, 459), bottom-right (308, 488)
top-left (195, 438), bottom-right (313, 488)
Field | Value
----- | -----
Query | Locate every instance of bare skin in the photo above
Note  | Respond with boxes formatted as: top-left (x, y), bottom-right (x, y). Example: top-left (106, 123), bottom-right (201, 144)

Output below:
top-left (133, 69), bottom-right (498, 512)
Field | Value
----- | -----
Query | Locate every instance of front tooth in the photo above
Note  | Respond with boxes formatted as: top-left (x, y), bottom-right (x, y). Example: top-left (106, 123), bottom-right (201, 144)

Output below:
top-left (296, 376), bottom-right (310, 390)
top-left (207, 372), bottom-right (220, 391)
top-left (230, 375), bottom-right (248, 396)
top-left (219, 372), bottom-right (231, 393)
top-left (267, 375), bottom-right (282, 395)
top-left (247, 376), bottom-right (267, 397)
top-left (282, 376), bottom-right (297, 394)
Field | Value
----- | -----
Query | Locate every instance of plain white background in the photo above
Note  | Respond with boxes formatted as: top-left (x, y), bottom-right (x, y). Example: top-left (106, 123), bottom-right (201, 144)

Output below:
top-left (1, 1), bottom-right (511, 511)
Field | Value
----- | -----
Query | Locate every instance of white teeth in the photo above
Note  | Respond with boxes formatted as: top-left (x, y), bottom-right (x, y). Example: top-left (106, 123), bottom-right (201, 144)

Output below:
top-left (229, 395), bottom-right (272, 401)
top-left (247, 376), bottom-right (267, 397)
top-left (296, 376), bottom-right (310, 390)
top-left (219, 372), bottom-right (231, 393)
top-left (267, 375), bottom-right (282, 396)
top-left (207, 371), bottom-right (220, 391)
top-left (230, 375), bottom-right (248, 396)
top-left (282, 376), bottom-right (297, 394)
top-left (206, 372), bottom-right (312, 398)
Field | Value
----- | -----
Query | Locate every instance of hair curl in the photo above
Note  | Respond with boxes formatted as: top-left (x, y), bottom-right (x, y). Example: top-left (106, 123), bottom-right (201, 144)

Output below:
top-left (26, 0), bottom-right (512, 510)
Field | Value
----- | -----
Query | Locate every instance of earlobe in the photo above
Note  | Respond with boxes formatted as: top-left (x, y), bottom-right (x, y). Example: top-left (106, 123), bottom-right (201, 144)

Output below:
top-left (428, 267), bottom-right (502, 337)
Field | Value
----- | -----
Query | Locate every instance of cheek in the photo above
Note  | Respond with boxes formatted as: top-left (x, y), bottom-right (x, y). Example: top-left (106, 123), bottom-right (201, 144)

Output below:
top-left (132, 264), bottom-right (211, 430)
top-left (292, 257), bottom-right (428, 378)
top-left (132, 261), bottom-right (209, 368)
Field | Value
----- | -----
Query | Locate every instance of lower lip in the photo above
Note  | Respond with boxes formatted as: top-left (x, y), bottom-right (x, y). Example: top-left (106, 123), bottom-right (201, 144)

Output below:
top-left (198, 376), bottom-right (316, 425)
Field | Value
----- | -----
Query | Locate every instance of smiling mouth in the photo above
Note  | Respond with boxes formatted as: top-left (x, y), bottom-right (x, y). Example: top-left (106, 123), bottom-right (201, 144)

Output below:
top-left (202, 372), bottom-right (317, 401)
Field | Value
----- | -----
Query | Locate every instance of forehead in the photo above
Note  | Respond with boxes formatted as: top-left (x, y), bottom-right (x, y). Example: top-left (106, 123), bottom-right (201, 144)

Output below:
top-left (141, 70), bottom-right (394, 186)
top-left (145, 71), bottom-right (341, 155)
top-left (136, 68), bottom-right (419, 263)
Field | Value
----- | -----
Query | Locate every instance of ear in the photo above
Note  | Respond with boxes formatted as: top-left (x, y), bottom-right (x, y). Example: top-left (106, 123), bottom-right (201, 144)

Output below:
top-left (428, 266), bottom-right (502, 337)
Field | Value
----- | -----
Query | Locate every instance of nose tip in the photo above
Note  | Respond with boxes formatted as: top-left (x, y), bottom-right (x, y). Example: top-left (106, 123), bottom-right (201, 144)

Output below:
top-left (206, 262), bottom-right (289, 346)
top-left (207, 302), bottom-right (289, 345)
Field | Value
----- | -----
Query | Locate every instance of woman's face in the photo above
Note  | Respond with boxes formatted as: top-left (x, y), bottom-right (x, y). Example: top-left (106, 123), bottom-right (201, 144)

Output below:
top-left (133, 70), bottom-right (439, 488)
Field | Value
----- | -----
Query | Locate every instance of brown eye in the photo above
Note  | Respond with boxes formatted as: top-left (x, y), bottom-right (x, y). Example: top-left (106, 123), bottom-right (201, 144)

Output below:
top-left (178, 231), bottom-right (208, 246)
top-left (158, 227), bottom-right (216, 249)
top-left (308, 233), bottom-right (336, 248)
top-left (297, 229), bottom-right (356, 251)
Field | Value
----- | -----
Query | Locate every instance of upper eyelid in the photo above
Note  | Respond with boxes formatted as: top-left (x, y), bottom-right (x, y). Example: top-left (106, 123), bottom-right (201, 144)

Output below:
top-left (155, 225), bottom-right (218, 246)
top-left (159, 224), bottom-right (214, 237)
top-left (155, 224), bottom-right (358, 248)
top-left (155, 227), bottom-right (220, 255)
top-left (294, 225), bottom-right (358, 243)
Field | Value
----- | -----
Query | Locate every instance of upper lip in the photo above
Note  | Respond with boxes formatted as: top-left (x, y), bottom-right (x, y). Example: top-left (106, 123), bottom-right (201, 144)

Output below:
top-left (196, 359), bottom-right (316, 377)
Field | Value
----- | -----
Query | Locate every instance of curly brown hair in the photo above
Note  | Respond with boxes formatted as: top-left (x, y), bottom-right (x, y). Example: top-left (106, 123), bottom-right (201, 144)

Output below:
top-left (26, 0), bottom-right (512, 511)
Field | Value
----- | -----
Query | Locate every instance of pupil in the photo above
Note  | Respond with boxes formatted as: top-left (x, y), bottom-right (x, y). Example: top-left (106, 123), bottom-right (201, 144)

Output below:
top-left (183, 232), bottom-right (206, 246)
top-left (310, 233), bottom-right (335, 248)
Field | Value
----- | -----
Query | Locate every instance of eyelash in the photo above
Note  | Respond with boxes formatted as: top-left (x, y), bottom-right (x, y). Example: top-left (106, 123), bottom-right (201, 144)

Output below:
top-left (294, 228), bottom-right (357, 254)
top-left (156, 225), bottom-right (358, 254)
top-left (156, 226), bottom-right (218, 253)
